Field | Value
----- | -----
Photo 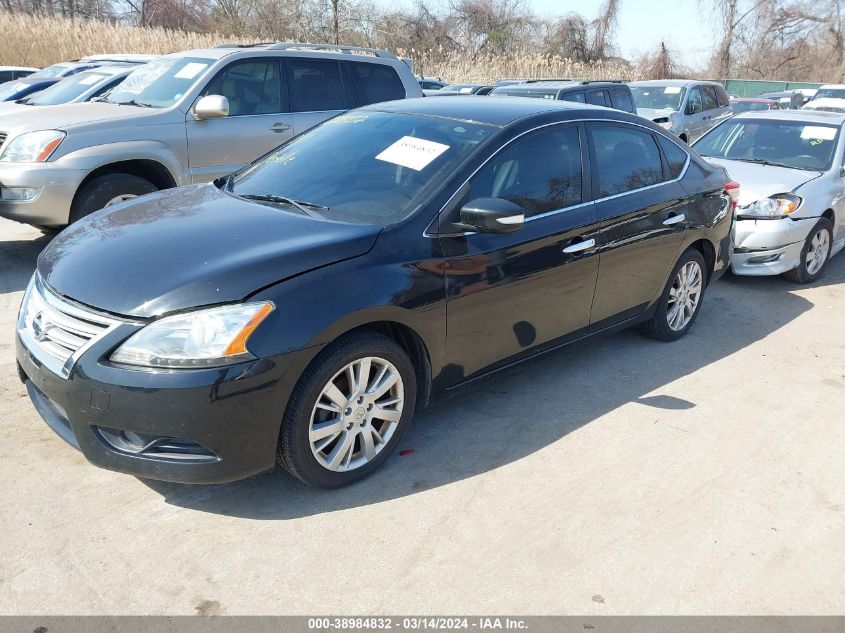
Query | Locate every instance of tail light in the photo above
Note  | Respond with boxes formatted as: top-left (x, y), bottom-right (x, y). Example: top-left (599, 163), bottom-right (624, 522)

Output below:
top-left (725, 180), bottom-right (740, 209)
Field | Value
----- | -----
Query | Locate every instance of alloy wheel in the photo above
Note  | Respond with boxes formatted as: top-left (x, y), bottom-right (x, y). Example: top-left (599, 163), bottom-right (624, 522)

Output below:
top-left (805, 228), bottom-right (830, 276)
top-left (309, 356), bottom-right (404, 472)
top-left (666, 261), bottom-right (703, 332)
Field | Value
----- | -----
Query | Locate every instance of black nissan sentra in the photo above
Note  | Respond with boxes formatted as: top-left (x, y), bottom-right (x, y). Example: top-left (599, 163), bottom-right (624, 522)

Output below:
top-left (17, 98), bottom-right (734, 488)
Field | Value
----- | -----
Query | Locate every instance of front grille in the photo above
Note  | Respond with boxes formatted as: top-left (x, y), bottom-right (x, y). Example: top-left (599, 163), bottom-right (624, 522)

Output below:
top-left (18, 275), bottom-right (123, 379)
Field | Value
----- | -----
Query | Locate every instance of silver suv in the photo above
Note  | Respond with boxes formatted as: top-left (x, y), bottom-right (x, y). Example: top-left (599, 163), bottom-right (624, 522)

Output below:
top-left (0, 43), bottom-right (421, 228)
top-left (630, 80), bottom-right (732, 143)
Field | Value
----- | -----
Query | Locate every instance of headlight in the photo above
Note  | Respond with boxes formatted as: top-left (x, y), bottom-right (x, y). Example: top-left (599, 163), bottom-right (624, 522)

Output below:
top-left (737, 193), bottom-right (801, 219)
top-left (110, 302), bottom-right (274, 369)
top-left (0, 130), bottom-right (66, 162)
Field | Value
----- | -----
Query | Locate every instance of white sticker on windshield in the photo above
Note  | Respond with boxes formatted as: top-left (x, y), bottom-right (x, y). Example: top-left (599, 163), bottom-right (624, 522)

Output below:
top-left (376, 136), bottom-right (450, 171)
top-left (78, 74), bottom-right (105, 85)
top-left (174, 63), bottom-right (208, 80)
top-left (664, 87), bottom-right (682, 94)
top-left (800, 125), bottom-right (836, 141)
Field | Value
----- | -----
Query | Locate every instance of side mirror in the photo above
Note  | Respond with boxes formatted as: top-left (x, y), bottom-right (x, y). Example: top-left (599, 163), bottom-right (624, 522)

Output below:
top-left (194, 95), bottom-right (229, 120)
top-left (459, 198), bottom-right (524, 233)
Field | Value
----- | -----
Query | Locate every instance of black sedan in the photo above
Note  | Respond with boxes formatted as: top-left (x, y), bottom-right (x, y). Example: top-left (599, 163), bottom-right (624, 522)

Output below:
top-left (17, 98), bottom-right (735, 488)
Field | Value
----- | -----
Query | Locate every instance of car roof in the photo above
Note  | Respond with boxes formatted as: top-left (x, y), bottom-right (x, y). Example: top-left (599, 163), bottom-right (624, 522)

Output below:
top-left (0, 66), bottom-right (38, 72)
top-left (732, 109), bottom-right (845, 124)
top-left (76, 65), bottom-right (138, 76)
top-left (732, 97), bottom-right (776, 103)
top-left (366, 96), bottom-right (633, 126)
top-left (630, 79), bottom-right (720, 87)
top-left (759, 91), bottom-right (792, 97)
top-left (172, 43), bottom-right (403, 63)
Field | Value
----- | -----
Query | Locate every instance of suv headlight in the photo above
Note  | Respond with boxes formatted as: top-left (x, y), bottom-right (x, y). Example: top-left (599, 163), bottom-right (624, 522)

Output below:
top-left (0, 130), bottom-right (66, 162)
top-left (111, 302), bottom-right (274, 369)
top-left (737, 193), bottom-right (801, 219)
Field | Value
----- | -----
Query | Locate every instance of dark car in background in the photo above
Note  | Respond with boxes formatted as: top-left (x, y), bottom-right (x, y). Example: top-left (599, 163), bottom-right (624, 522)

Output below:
top-left (759, 91), bottom-right (803, 109)
top-left (490, 80), bottom-right (636, 113)
top-left (729, 97), bottom-right (780, 113)
top-left (17, 98), bottom-right (734, 488)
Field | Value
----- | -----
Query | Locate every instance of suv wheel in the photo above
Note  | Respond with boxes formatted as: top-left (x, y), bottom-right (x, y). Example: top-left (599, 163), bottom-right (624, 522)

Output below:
top-left (278, 331), bottom-right (417, 488)
top-left (782, 218), bottom-right (832, 284)
top-left (70, 173), bottom-right (157, 223)
top-left (641, 248), bottom-right (707, 341)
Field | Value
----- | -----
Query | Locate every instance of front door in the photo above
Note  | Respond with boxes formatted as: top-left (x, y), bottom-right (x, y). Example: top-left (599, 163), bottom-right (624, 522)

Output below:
top-left (586, 122), bottom-right (687, 329)
top-left (186, 58), bottom-right (294, 183)
top-left (441, 124), bottom-right (601, 383)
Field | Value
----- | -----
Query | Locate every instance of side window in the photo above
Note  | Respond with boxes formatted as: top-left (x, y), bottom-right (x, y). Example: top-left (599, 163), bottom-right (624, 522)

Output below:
top-left (14, 70), bottom-right (32, 79)
top-left (610, 87), bottom-right (635, 113)
top-left (0, 71), bottom-right (12, 83)
top-left (590, 124), bottom-right (664, 197)
top-left (686, 87), bottom-right (703, 114)
top-left (715, 85), bottom-right (730, 108)
top-left (701, 86), bottom-right (718, 111)
top-left (287, 58), bottom-right (346, 112)
top-left (562, 91), bottom-right (586, 103)
top-left (658, 135), bottom-right (688, 178)
top-left (349, 62), bottom-right (404, 105)
top-left (203, 60), bottom-right (284, 116)
top-left (467, 126), bottom-right (582, 217)
top-left (586, 89), bottom-right (609, 107)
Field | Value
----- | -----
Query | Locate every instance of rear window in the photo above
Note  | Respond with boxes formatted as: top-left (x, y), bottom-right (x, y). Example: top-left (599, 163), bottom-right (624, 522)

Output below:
top-left (586, 89), bottom-right (609, 107)
top-left (349, 62), bottom-right (404, 106)
top-left (610, 87), bottom-right (635, 113)
top-left (287, 58), bottom-right (350, 112)
top-left (562, 91), bottom-right (585, 103)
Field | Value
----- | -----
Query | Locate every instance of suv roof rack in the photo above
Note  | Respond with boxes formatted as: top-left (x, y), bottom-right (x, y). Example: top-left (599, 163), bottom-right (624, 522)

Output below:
top-left (521, 78), bottom-right (573, 84)
top-left (213, 43), bottom-right (278, 49)
top-left (266, 42), bottom-right (397, 59)
top-left (578, 79), bottom-right (624, 84)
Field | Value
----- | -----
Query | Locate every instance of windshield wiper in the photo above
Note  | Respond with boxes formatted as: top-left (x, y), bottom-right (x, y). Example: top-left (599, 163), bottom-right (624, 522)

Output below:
top-left (112, 99), bottom-right (155, 108)
top-left (732, 157), bottom-right (802, 170)
top-left (239, 193), bottom-right (329, 216)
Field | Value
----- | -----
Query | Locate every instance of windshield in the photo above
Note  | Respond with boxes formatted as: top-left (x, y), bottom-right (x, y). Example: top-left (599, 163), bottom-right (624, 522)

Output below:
top-left (26, 72), bottom-right (110, 105)
top-left (694, 119), bottom-right (839, 171)
top-left (730, 101), bottom-right (772, 113)
top-left (231, 111), bottom-right (496, 224)
top-left (0, 81), bottom-right (31, 100)
top-left (814, 88), bottom-right (845, 100)
top-left (29, 64), bottom-right (70, 79)
top-left (102, 56), bottom-right (212, 108)
top-left (631, 85), bottom-right (686, 111)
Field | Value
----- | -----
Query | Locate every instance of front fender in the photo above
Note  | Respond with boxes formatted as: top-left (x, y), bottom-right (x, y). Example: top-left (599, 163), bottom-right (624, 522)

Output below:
top-left (53, 140), bottom-right (187, 185)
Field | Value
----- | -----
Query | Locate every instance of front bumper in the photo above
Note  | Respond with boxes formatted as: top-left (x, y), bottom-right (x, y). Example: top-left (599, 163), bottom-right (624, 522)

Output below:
top-left (16, 332), bottom-right (316, 484)
top-left (0, 161), bottom-right (86, 226)
top-left (731, 216), bottom-right (817, 276)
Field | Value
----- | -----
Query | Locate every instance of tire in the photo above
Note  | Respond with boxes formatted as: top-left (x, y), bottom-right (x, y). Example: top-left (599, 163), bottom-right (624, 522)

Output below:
top-left (278, 331), bottom-right (418, 488)
top-left (640, 247), bottom-right (708, 341)
top-left (782, 218), bottom-right (833, 284)
top-left (70, 173), bottom-right (157, 224)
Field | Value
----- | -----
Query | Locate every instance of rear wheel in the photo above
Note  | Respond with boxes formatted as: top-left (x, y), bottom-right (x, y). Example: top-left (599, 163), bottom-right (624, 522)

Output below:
top-left (278, 331), bottom-right (417, 488)
top-left (641, 248), bottom-right (707, 341)
top-left (70, 173), bottom-right (157, 223)
top-left (782, 218), bottom-right (832, 284)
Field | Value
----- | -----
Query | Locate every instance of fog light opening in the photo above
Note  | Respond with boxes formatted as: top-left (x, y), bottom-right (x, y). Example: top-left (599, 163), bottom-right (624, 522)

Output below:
top-left (0, 187), bottom-right (39, 201)
top-left (95, 426), bottom-right (219, 462)
top-left (747, 253), bottom-right (783, 264)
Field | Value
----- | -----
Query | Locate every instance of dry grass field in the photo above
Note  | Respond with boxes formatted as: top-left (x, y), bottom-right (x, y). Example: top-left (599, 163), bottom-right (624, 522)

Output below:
top-left (0, 12), bottom-right (639, 83)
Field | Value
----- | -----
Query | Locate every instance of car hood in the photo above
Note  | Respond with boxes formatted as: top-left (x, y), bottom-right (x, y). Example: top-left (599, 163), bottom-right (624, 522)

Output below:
top-left (0, 101), bottom-right (155, 136)
top-left (636, 107), bottom-right (677, 121)
top-left (38, 184), bottom-right (382, 318)
top-left (700, 157), bottom-right (823, 206)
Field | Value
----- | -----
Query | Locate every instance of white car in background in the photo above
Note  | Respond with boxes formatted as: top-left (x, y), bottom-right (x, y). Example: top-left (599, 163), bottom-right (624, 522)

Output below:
top-left (693, 110), bottom-right (845, 283)
top-left (802, 97), bottom-right (845, 114)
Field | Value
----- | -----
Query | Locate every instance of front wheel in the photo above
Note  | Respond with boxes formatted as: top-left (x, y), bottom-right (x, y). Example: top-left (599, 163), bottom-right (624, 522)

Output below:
top-left (70, 173), bottom-right (157, 224)
top-left (641, 248), bottom-right (707, 341)
top-left (278, 331), bottom-right (417, 488)
top-left (782, 218), bottom-right (832, 284)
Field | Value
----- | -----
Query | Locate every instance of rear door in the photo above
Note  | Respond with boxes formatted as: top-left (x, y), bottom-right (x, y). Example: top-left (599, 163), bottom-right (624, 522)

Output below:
top-left (186, 58), bottom-right (293, 183)
top-left (286, 57), bottom-right (356, 135)
top-left (442, 123), bottom-right (601, 380)
top-left (587, 122), bottom-right (688, 329)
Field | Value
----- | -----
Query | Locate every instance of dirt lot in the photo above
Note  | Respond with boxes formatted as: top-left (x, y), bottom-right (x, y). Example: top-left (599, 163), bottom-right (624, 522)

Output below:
top-left (0, 216), bottom-right (842, 615)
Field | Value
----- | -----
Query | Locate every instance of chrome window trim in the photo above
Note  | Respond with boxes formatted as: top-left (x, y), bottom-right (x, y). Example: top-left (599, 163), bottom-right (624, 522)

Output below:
top-left (428, 117), bottom-right (691, 234)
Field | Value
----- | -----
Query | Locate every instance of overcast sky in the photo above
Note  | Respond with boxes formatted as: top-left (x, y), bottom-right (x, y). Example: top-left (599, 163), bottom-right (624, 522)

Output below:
top-left (373, 0), bottom-right (718, 69)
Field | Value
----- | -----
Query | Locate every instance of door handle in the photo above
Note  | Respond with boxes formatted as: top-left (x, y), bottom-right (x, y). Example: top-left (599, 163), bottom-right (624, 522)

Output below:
top-left (663, 213), bottom-right (686, 226)
top-left (270, 122), bottom-right (291, 133)
top-left (562, 238), bottom-right (596, 254)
